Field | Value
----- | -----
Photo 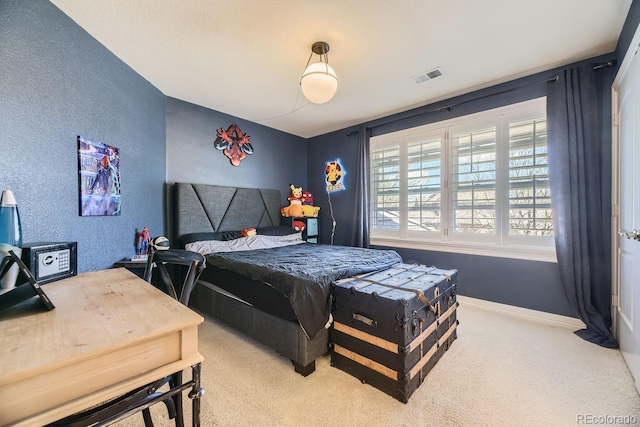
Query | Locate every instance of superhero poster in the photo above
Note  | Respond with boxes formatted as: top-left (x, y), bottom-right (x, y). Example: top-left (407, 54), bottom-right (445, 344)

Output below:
top-left (78, 135), bottom-right (121, 216)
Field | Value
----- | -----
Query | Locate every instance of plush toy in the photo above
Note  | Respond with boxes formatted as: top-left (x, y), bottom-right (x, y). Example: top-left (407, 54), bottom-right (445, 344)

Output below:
top-left (301, 204), bottom-right (320, 217)
top-left (302, 191), bottom-right (314, 205)
top-left (242, 227), bottom-right (257, 237)
top-left (289, 184), bottom-right (303, 202)
top-left (300, 190), bottom-right (320, 217)
top-left (293, 220), bottom-right (306, 232)
top-left (281, 184), bottom-right (304, 217)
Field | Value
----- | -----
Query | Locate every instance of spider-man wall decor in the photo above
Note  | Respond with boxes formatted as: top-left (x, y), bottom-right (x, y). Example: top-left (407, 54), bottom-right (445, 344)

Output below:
top-left (214, 124), bottom-right (253, 166)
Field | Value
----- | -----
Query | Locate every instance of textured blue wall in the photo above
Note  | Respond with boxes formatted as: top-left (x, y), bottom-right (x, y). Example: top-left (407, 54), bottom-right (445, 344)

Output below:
top-left (0, 1), bottom-right (166, 272)
top-left (166, 97), bottom-right (307, 209)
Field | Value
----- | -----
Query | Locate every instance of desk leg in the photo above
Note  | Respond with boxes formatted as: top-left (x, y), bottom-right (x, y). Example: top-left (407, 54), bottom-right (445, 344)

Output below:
top-left (188, 363), bottom-right (205, 427)
top-left (171, 371), bottom-right (184, 427)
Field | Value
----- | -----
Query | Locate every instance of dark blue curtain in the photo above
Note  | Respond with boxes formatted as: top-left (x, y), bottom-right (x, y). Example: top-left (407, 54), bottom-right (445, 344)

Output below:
top-left (351, 124), bottom-right (370, 248)
top-left (547, 65), bottom-right (618, 348)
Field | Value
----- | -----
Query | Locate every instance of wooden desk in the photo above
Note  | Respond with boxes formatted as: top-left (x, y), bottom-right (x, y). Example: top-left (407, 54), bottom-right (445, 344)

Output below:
top-left (0, 268), bottom-right (204, 426)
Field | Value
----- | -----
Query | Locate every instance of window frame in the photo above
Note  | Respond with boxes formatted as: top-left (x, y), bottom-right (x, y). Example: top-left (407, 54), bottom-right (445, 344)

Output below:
top-left (370, 97), bottom-right (556, 262)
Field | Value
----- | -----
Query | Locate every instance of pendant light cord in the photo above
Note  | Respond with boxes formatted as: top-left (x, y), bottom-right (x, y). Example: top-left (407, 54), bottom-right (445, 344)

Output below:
top-left (327, 188), bottom-right (336, 245)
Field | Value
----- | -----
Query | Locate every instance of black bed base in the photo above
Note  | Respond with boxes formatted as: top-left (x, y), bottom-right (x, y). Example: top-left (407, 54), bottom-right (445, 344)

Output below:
top-left (189, 280), bottom-right (329, 376)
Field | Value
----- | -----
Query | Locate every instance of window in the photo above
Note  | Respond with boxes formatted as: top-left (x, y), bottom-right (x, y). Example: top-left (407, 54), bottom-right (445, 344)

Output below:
top-left (451, 125), bottom-right (497, 235)
top-left (370, 98), bottom-right (554, 261)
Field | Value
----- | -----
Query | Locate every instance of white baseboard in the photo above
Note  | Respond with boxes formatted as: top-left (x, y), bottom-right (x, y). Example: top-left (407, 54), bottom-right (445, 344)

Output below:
top-left (457, 296), bottom-right (586, 330)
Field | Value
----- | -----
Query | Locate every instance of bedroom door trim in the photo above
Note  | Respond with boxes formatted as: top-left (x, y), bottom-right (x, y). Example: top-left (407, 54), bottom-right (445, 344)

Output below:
top-left (612, 20), bottom-right (640, 393)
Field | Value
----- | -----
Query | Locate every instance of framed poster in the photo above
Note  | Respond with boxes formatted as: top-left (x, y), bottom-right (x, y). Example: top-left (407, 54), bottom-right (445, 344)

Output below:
top-left (77, 135), bottom-right (121, 216)
top-left (325, 158), bottom-right (345, 193)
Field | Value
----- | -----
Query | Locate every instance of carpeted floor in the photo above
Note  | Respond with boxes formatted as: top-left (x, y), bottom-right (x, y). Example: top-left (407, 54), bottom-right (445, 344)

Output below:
top-left (114, 303), bottom-right (640, 427)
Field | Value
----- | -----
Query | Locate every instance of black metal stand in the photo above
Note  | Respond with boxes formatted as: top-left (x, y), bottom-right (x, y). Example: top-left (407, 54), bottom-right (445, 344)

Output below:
top-left (0, 250), bottom-right (55, 314)
top-left (189, 363), bottom-right (205, 427)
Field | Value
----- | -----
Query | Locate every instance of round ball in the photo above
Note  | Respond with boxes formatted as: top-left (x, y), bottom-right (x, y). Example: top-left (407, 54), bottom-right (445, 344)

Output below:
top-left (151, 236), bottom-right (170, 251)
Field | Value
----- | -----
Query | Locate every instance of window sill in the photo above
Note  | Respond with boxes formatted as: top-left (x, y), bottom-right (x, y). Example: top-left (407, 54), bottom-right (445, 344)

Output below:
top-left (370, 237), bottom-right (557, 263)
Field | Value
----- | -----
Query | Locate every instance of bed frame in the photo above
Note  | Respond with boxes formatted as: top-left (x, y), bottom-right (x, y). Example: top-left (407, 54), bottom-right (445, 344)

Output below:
top-left (171, 182), bottom-right (329, 376)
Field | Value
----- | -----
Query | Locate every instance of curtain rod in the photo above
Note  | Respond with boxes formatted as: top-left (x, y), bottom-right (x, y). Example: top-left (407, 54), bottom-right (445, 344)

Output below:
top-left (592, 60), bottom-right (616, 70)
top-left (346, 74), bottom-right (560, 136)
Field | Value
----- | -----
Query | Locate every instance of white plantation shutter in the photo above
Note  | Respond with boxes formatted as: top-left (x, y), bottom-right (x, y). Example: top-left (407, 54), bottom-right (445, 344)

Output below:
top-left (370, 97), bottom-right (553, 259)
top-left (407, 137), bottom-right (442, 232)
top-left (451, 126), bottom-right (497, 235)
top-left (508, 118), bottom-right (553, 237)
top-left (371, 145), bottom-right (400, 230)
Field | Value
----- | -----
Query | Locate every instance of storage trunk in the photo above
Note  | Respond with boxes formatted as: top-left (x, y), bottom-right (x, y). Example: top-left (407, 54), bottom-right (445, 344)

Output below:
top-left (330, 263), bottom-right (458, 403)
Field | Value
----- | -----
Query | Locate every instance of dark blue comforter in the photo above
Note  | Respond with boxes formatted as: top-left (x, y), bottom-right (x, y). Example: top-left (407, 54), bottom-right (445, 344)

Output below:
top-left (206, 243), bottom-right (402, 339)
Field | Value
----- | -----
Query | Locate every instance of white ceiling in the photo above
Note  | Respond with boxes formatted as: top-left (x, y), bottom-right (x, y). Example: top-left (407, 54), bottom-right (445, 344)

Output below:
top-left (51, 0), bottom-right (631, 138)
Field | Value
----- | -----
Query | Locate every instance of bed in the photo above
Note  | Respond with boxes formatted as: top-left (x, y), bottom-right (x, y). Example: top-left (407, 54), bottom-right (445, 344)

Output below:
top-left (172, 183), bottom-right (402, 375)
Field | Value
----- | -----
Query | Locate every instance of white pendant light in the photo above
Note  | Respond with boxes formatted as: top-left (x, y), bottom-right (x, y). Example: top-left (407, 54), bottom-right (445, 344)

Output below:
top-left (300, 41), bottom-right (338, 104)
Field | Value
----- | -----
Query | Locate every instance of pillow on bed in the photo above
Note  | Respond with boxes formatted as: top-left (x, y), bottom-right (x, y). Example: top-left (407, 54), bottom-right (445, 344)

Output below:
top-left (178, 231), bottom-right (243, 247)
top-left (186, 232), bottom-right (304, 255)
top-left (256, 226), bottom-right (298, 236)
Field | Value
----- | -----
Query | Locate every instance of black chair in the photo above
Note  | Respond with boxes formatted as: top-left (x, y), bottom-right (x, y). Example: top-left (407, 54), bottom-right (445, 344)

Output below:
top-left (47, 378), bottom-right (179, 427)
top-left (143, 248), bottom-right (206, 306)
top-left (140, 248), bottom-right (206, 425)
top-left (48, 248), bottom-right (206, 427)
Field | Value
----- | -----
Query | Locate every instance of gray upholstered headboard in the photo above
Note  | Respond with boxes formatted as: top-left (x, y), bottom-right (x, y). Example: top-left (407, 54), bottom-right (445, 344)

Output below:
top-left (173, 183), bottom-right (282, 239)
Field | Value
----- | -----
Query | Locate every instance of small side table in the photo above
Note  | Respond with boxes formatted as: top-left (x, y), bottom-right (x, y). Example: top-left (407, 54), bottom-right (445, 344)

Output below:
top-left (114, 258), bottom-right (147, 270)
top-left (114, 258), bottom-right (147, 278)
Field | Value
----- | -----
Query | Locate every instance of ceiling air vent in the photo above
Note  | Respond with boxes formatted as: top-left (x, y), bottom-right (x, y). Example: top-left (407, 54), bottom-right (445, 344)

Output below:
top-left (413, 67), bottom-right (445, 84)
